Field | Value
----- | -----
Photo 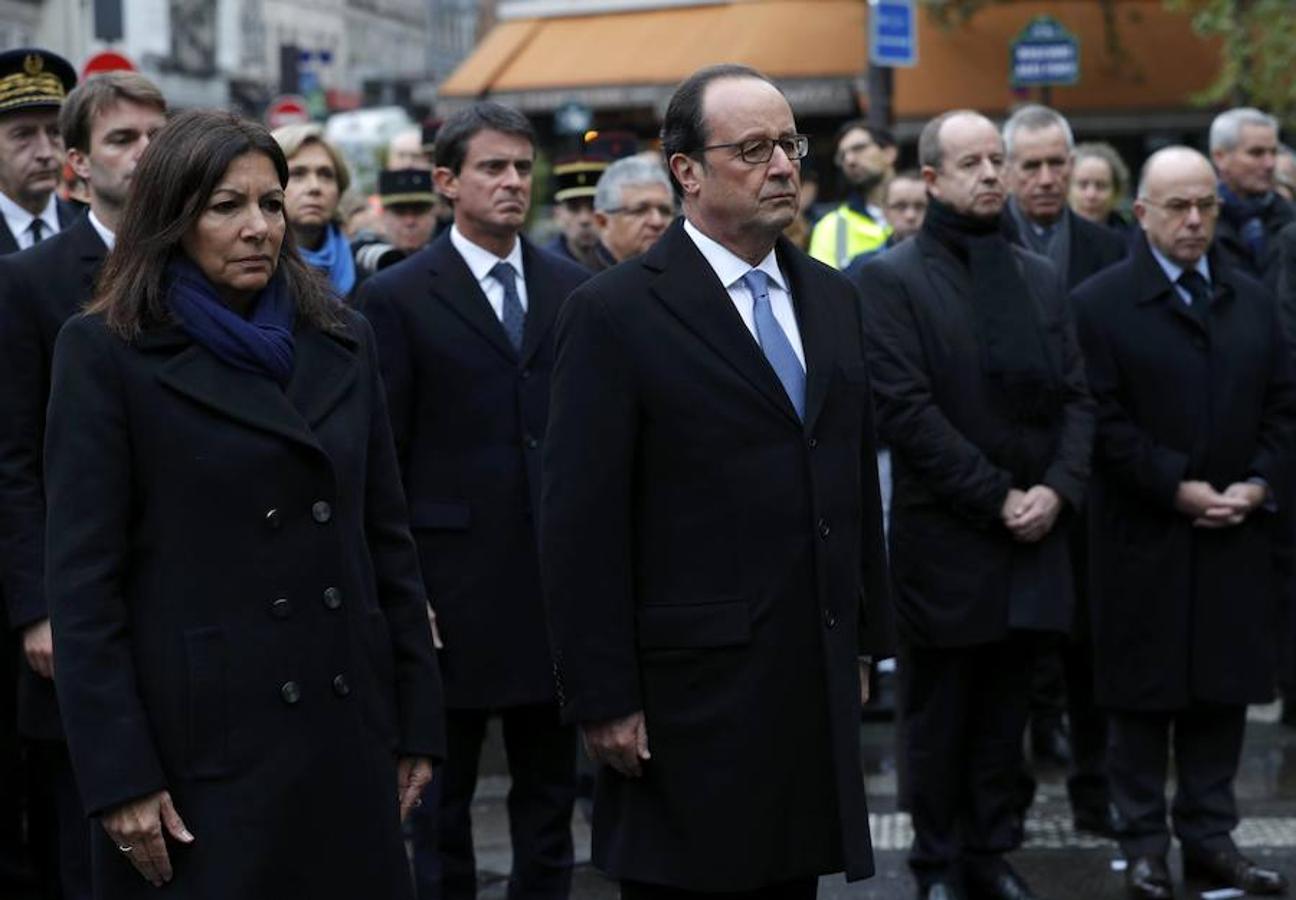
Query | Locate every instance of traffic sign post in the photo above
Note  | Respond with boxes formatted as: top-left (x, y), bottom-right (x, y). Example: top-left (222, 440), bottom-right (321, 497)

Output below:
top-left (870, 0), bottom-right (917, 68)
top-left (266, 95), bottom-right (311, 129)
top-left (1010, 16), bottom-right (1080, 88)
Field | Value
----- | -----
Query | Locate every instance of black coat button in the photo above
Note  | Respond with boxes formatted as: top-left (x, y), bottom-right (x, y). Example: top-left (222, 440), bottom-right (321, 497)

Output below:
top-left (280, 681), bottom-right (301, 704)
top-left (332, 674), bottom-right (351, 697)
top-left (270, 597), bottom-right (292, 619)
top-left (818, 518), bottom-right (831, 539)
top-left (521, 368), bottom-right (532, 380)
top-left (312, 501), bottom-right (332, 523)
top-left (323, 587), bottom-right (342, 610)
top-left (808, 437), bottom-right (818, 449)
top-left (824, 610), bottom-right (837, 629)
top-left (265, 508), bottom-right (281, 529)
top-left (524, 435), bottom-right (539, 450)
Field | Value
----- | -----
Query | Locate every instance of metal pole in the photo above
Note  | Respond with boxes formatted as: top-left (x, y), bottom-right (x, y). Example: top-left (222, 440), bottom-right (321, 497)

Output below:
top-left (867, 63), bottom-right (894, 129)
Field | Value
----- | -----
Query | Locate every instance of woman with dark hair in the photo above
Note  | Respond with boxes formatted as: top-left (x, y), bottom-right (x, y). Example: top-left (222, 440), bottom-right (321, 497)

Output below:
top-left (45, 108), bottom-right (445, 899)
top-left (271, 122), bottom-right (357, 299)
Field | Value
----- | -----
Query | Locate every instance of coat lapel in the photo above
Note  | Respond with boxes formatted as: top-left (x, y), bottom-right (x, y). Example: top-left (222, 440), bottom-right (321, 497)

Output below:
top-left (518, 240), bottom-right (561, 367)
top-left (151, 323), bottom-right (357, 455)
top-left (425, 235), bottom-right (517, 363)
top-left (0, 217), bottom-right (17, 256)
top-left (1131, 236), bottom-right (1210, 336)
top-left (646, 221), bottom-right (801, 426)
top-left (66, 216), bottom-right (107, 294)
top-left (778, 238), bottom-right (836, 432)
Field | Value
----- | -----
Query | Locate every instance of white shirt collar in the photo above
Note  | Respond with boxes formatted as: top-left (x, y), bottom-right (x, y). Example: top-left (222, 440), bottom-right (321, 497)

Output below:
top-left (0, 190), bottom-right (59, 244)
top-left (88, 209), bottom-right (115, 250)
top-left (682, 218), bottom-right (786, 293)
top-left (1148, 242), bottom-right (1211, 288)
top-left (449, 224), bottom-right (524, 285)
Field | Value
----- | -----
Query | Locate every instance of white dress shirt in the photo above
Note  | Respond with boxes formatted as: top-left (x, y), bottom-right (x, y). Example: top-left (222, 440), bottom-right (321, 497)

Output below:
top-left (0, 191), bottom-right (61, 251)
top-left (449, 224), bottom-right (528, 322)
top-left (88, 210), bottom-right (116, 250)
top-left (682, 218), bottom-right (805, 369)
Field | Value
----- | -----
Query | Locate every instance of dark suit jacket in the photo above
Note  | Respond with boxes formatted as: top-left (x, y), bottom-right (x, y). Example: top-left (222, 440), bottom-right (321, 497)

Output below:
top-left (1277, 220), bottom-right (1296, 344)
top-left (1073, 236), bottom-right (1296, 710)
top-left (46, 309), bottom-right (444, 899)
top-left (0, 197), bottom-right (82, 256)
top-left (1214, 192), bottom-right (1295, 293)
top-left (0, 215), bottom-right (107, 738)
top-left (1062, 208), bottom-right (1128, 291)
top-left (541, 219), bottom-right (890, 889)
top-left (359, 233), bottom-right (589, 709)
top-left (856, 233), bottom-right (1093, 648)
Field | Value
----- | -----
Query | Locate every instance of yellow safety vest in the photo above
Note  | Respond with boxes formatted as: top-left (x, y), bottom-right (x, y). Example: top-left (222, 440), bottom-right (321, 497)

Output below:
top-left (808, 204), bottom-right (891, 270)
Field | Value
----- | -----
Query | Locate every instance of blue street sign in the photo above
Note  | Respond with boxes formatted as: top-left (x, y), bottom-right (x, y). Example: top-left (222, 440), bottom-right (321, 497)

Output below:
top-left (870, 0), bottom-right (917, 68)
top-left (1011, 16), bottom-right (1080, 87)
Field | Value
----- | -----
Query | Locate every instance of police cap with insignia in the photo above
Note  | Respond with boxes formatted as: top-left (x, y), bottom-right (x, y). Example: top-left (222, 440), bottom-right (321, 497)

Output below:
top-left (378, 168), bottom-right (436, 207)
top-left (0, 48), bottom-right (77, 117)
top-left (552, 157), bottom-right (609, 204)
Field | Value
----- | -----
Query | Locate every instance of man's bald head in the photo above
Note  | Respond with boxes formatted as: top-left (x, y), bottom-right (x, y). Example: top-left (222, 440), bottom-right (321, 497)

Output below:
top-left (1134, 146), bottom-right (1220, 267)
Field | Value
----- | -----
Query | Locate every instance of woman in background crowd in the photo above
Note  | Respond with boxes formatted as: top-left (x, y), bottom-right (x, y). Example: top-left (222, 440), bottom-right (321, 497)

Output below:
top-left (1069, 141), bottom-right (1132, 233)
top-left (272, 122), bottom-right (357, 299)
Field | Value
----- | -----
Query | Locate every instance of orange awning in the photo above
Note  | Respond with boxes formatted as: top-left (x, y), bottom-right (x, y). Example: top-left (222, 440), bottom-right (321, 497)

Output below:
top-left (439, 0), bottom-right (1222, 123)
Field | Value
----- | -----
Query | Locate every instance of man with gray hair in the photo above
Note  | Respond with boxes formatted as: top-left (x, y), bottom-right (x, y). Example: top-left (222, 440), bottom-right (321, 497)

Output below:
top-left (1001, 102), bottom-right (1125, 839)
top-left (1210, 107), bottom-right (1294, 290)
top-left (590, 155), bottom-right (674, 270)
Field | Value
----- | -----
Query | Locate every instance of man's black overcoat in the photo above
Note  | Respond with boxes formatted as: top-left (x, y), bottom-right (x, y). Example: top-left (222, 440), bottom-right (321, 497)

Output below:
top-left (1073, 236), bottom-right (1296, 710)
top-left (359, 233), bottom-right (589, 709)
top-left (855, 233), bottom-right (1093, 648)
top-left (45, 309), bottom-right (445, 899)
top-left (541, 219), bottom-right (891, 891)
top-left (0, 214), bottom-right (106, 738)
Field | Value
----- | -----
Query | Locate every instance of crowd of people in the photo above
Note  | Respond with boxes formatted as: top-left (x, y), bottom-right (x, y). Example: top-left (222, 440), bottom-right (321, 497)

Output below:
top-left (1, 40), bottom-right (1296, 900)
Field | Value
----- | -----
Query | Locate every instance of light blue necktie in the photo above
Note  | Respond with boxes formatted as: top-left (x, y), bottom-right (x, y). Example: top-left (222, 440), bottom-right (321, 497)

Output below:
top-left (741, 269), bottom-right (805, 420)
top-left (490, 261), bottom-right (526, 352)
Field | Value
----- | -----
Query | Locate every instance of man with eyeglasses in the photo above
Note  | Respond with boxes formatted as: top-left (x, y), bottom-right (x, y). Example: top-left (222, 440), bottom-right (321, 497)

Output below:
top-left (857, 110), bottom-right (1093, 900)
top-left (542, 63), bottom-right (891, 899)
top-left (808, 119), bottom-right (896, 270)
top-left (1073, 146), bottom-right (1295, 900)
top-left (589, 156), bottom-right (674, 270)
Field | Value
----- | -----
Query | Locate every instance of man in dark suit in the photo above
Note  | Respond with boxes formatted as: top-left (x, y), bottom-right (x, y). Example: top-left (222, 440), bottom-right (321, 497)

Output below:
top-left (0, 46), bottom-right (82, 899)
top-left (1074, 146), bottom-right (1295, 900)
top-left (541, 63), bottom-right (890, 899)
top-left (1210, 108), bottom-right (1294, 293)
top-left (0, 70), bottom-right (167, 900)
top-left (359, 101), bottom-right (589, 900)
top-left (1001, 103), bottom-right (1127, 834)
top-left (0, 49), bottom-right (80, 256)
top-left (857, 110), bottom-right (1093, 900)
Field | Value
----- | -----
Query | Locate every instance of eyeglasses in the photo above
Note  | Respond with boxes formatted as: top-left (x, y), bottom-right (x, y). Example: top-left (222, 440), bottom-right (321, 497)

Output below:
top-left (603, 203), bottom-right (674, 219)
top-left (698, 134), bottom-right (810, 164)
top-left (1142, 196), bottom-right (1220, 217)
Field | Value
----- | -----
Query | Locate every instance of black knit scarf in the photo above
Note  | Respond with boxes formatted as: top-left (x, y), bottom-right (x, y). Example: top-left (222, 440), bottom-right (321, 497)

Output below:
top-left (921, 196), bottom-right (1063, 428)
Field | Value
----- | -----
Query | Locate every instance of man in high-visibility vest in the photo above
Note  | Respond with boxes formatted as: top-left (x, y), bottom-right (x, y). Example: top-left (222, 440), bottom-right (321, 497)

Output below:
top-left (809, 119), bottom-right (897, 269)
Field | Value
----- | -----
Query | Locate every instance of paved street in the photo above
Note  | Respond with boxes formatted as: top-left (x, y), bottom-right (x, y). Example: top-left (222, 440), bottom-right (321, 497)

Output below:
top-left (465, 703), bottom-right (1296, 899)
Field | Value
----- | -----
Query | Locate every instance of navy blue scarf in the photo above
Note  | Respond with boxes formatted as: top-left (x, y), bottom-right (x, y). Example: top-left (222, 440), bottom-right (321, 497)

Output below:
top-left (166, 256), bottom-right (296, 386)
top-left (298, 223), bottom-right (356, 299)
top-left (1218, 182), bottom-right (1273, 263)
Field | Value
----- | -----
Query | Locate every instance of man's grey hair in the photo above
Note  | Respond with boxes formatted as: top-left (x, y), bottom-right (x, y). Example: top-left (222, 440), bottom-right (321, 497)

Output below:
top-left (594, 156), bottom-right (673, 213)
top-left (1209, 107), bottom-right (1280, 153)
top-left (1002, 104), bottom-right (1075, 158)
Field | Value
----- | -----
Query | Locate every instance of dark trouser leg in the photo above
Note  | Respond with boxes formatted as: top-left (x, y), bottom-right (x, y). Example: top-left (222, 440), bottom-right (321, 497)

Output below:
top-left (901, 641), bottom-right (972, 885)
top-left (418, 709), bottom-right (490, 900)
top-left (620, 878), bottom-right (817, 899)
top-left (26, 741), bottom-right (91, 900)
top-left (0, 640), bottom-right (34, 895)
top-left (1108, 710), bottom-right (1173, 859)
top-left (1171, 704), bottom-right (1246, 854)
top-left (963, 637), bottom-right (1034, 865)
top-left (499, 703), bottom-right (577, 900)
top-left (1063, 638), bottom-right (1109, 818)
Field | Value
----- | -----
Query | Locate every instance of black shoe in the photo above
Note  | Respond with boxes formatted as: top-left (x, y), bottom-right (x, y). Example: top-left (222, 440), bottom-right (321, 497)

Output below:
top-left (965, 860), bottom-right (1039, 900)
top-left (1030, 721), bottom-right (1073, 767)
top-left (918, 882), bottom-right (964, 900)
top-left (1183, 847), bottom-right (1287, 895)
top-left (1125, 856), bottom-right (1173, 899)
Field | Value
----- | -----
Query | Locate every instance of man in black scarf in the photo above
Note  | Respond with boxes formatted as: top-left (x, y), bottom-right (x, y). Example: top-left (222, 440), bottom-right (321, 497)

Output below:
top-left (856, 110), bottom-right (1093, 900)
